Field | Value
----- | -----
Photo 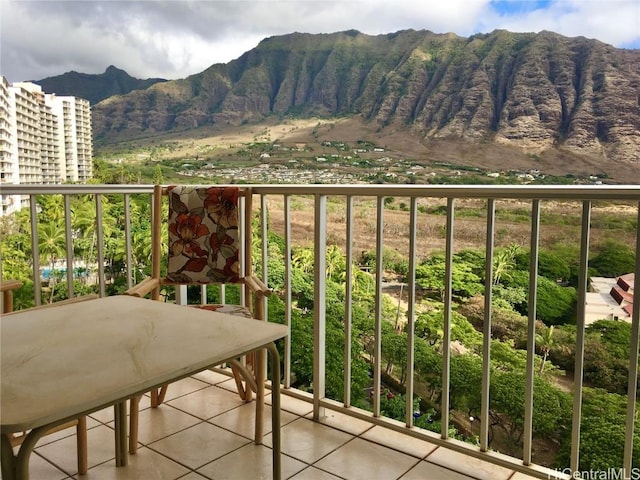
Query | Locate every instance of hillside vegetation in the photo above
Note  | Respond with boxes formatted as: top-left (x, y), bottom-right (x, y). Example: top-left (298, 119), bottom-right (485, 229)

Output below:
top-left (94, 116), bottom-right (638, 183)
top-left (34, 65), bottom-right (166, 105)
top-left (92, 29), bottom-right (640, 178)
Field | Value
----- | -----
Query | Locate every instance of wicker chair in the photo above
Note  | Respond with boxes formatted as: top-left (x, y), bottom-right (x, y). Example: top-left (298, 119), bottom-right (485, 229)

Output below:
top-left (125, 185), bottom-right (271, 454)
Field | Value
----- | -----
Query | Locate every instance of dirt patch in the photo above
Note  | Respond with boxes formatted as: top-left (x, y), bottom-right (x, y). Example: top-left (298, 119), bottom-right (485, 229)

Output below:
top-left (553, 372), bottom-right (574, 393)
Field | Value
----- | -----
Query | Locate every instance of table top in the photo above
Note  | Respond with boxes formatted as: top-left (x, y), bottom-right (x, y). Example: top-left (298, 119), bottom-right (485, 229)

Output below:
top-left (1, 295), bottom-right (288, 433)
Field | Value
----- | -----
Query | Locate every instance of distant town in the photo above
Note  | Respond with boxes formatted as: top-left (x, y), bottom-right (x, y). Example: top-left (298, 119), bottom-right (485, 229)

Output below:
top-left (120, 138), bottom-right (610, 186)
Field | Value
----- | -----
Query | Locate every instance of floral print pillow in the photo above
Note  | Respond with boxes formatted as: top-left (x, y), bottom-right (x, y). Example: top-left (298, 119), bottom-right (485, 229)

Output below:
top-left (166, 185), bottom-right (240, 284)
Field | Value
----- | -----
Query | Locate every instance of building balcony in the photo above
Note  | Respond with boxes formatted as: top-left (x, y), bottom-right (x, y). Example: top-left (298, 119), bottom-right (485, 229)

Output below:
top-left (1, 183), bottom-right (639, 480)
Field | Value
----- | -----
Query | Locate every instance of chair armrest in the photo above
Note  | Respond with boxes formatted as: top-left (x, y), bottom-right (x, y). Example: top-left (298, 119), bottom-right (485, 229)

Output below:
top-left (41, 294), bottom-right (99, 307)
top-left (3, 294), bottom-right (99, 315)
top-left (125, 278), bottom-right (161, 298)
top-left (244, 275), bottom-right (271, 297)
top-left (0, 279), bottom-right (23, 293)
top-left (1, 279), bottom-right (23, 313)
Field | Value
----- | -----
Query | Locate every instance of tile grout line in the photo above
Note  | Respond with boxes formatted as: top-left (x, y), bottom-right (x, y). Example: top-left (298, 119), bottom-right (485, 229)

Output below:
top-left (27, 374), bottom-right (510, 480)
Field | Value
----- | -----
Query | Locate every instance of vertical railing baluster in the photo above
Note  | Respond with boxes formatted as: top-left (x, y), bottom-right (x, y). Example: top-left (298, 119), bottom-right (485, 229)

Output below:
top-left (283, 194), bottom-right (292, 389)
top-left (523, 199), bottom-right (541, 465)
top-left (64, 195), bottom-right (74, 297)
top-left (124, 193), bottom-right (133, 290)
top-left (4, 183), bottom-right (640, 479)
top-left (313, 193), bottom-right (327, 420)
top-left (234, 193), bottom-right (248, 306)
top-left (480, 198), bottom-right (496, 452)
top-left (405, 196), bottom-right (418, 427)
top-left (623, 202), bottom-right (640, 477)
top-left (236, 193), bottom-right (248, 305)
top-left (570, 200), bottom-right (591, 473)
top-left (200, 285), bottom-right (207, 305)
top-left (95, 194), bottom-right (105, 298)
top-left (442, 197), bottom-right (455, 437)
top-left (29, 195), bottom-right (41, 306)
top-left (373, 196), bottom-right (385, 417)
top-left (200, 191), bottom-right (208, 301)
top-left (261, 194), bottom-right (269, 320)
top-left (344, 195), bottom-right (354, 407)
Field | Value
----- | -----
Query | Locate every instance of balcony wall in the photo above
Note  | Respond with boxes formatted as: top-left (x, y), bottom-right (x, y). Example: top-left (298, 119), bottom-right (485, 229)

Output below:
top-left (1, 183), bottom-right (639, 480)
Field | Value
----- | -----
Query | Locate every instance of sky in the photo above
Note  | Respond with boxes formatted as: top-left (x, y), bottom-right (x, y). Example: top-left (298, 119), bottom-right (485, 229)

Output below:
top-left (1, 0), bottom-right (639, 83)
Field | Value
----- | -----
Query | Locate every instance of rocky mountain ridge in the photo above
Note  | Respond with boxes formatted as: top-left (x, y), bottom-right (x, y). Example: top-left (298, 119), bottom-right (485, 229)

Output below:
top-left (91, 29), bottom-right (640, 166)
top-left (34, 65), bottom-right (166, 105)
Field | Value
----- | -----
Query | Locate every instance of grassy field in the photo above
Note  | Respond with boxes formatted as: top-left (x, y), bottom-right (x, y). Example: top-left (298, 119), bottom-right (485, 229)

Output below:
top-left (263, 195), bottom-right (638, 260)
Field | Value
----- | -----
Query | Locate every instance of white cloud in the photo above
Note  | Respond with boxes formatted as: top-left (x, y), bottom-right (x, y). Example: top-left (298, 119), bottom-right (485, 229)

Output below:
top-left (0, 0), bottom-right (637, 83)
top-left (477, 0), bottom-right (640, 45)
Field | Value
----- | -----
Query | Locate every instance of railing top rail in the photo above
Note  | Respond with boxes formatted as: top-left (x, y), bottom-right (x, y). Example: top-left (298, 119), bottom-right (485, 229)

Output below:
top-left (249, 184), bottom-right (640, 200)
top-left (2, 183), bottom-right (639, 200)
top-left (0, 184), bottom-right (155, 195)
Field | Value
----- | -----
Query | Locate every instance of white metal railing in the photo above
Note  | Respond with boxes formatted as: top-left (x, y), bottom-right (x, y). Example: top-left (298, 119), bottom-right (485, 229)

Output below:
top-left (1, 183), bottom-right (639, 480)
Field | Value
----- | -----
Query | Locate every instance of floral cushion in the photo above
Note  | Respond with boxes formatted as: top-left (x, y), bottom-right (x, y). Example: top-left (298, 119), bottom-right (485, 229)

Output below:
top-left (166, 185), bottom-right (240, 284)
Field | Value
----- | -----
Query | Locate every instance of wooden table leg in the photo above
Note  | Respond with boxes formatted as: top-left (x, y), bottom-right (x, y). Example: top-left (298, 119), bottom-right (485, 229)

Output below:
top-left (129, 396), bottom-right (141, 454)
top-left (114, 402), bottom-right (128, 467)
top-left (255, 348), bottom-right (266, 444)
top-left (76, 416), bottom-right (88, 474)
top-left (3, 289), bottom-right (14, 314)
top-left (267, 342), bottom-right (281, 480)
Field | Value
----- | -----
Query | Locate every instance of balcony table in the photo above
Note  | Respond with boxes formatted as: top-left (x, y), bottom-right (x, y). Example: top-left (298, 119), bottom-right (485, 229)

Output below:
top-left (1, 295), bottom-right (287, 480)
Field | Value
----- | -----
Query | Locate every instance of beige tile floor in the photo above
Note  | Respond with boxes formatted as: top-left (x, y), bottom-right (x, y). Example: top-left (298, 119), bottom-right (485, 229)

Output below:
top-left (11, 370), bottom-right (540, 480)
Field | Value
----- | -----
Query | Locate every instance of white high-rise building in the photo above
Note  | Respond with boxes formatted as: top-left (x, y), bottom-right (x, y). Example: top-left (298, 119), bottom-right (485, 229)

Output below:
top-left (0, 77), bottom-right (93, 216)
top-left (46, 94), bottom-right (93, 183)
top-left (0, 76), bottom-right (21, 216)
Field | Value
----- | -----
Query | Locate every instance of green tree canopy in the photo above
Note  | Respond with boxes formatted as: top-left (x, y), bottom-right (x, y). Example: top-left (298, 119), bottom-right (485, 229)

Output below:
top-left (515, 249), bottom-right (572, 283)
top-left (583, 320), bottom-right (635, 395)
top-left (556, 387), bottom-right (640, 471)
top-left (416, 253), bottom-right (483, 300)
top-left (506, 271), bottom-right (577, 325)
top-left (589, 239), bottom-right (635, 277)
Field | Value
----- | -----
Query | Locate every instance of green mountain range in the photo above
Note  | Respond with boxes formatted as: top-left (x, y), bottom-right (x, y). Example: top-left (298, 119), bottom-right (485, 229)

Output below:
top-left (33, 65), bottom-right (166, 105)
top-left (43, 29), bottom-right (640, 170)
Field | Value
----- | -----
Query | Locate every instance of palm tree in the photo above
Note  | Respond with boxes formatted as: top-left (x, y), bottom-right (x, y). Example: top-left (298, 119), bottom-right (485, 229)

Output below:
top-left (37, 195), bottom-right (64, 225)
top-left (132, 221), bottom-right (166, 281)
top-left (492, 243), bottom-right (521, 285)
top-left (38, 221), bottom-right (66, 303)
top-left (536, 325), bottom-right (555, 375)
top-left (71, 195), bottom-right (96, 233)
top-left (71, 195), bottom-right (97, 279)
top-left (339, 263), bottom-right (373, 294)
top-left (325, 245), bottom-right (345, 280)
top-left (292, 247), bottom-right (315, 274)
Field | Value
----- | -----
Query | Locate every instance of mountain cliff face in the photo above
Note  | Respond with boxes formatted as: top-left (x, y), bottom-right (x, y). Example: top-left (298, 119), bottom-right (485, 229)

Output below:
top-left (93, 30), bottom-right (640, 164)
top-left (34, 66), bottom-right (166, 105)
